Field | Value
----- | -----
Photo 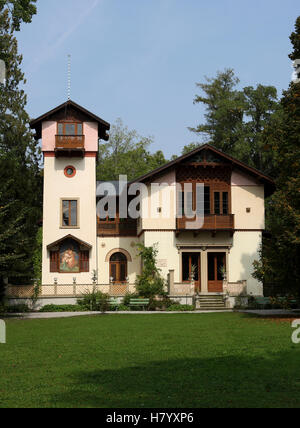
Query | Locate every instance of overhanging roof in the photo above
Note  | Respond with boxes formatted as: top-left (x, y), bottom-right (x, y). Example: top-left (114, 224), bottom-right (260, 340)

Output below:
top-left (47, 235), bottom-right (92, 250)
top-left (30, 100), bottom-right (110, 141)
top-left (130, 144), bottom-right (276, 196)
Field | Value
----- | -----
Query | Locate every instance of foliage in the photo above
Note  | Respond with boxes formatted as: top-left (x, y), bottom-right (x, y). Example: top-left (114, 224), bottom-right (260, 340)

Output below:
top-left (77, 288), bottom-right (110, 313)
top-left (0, 8), bottom-right (42, 289)
top-left (135, 243), bottom-right (167, 299)
top-left (253, 17), bottom-right (300, 293)
top-left (39, 304), bottom-right (87, 313)
top-left (0, 185), bottom-right (28, 302)
top-left (122, 292), bottom-right (140, 307)
top-left (31, 227), bottom-right (42, 303)
top-left (167, 304), bottom-right (195, 312)
top-left (97, 118), bottom-right (167, 181)
top-left (0, 302), bottom-right (29, 313)
top-left (0, 0), bottom-right (37, 31)
top-left (117, 304), bottom-right (130, 312)
top-left (189, 68), bottom-right (280, 175)
top-left (189, 69), bottom-right (245, 153)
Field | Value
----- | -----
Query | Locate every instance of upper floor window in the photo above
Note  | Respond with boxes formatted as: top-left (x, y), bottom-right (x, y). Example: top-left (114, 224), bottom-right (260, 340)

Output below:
top-left (178, 186), bottom-right (229, 217)
top-left (61, 199), bottom-right (79, 228)
top-left (214, 192), bottom-right (229, 215)
top-left (58, 122), bottom-right (83, 136)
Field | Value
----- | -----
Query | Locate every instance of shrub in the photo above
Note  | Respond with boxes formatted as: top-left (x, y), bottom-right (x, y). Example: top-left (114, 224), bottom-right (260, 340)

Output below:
top-left (167, 304), bottom-right (195, 312)
top-left (122, 293), bottom-right (140, 307)
top-left (149, 296), bottom-right (178, 311)
top-left (0, 304), bottom-right (30, 313)
top-left (117, 304), bottom-right (130, 312)
top-left (77, 288), bottom-right (110, 313)
top-left (40, 304), bottom-right (86, 313)
top-left (135, 244), bottom-right (168, 299)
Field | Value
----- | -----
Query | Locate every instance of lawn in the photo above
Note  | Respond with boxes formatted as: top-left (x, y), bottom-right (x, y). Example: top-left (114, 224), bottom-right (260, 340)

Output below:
top-left (0, 313), bottom-right (300, 408)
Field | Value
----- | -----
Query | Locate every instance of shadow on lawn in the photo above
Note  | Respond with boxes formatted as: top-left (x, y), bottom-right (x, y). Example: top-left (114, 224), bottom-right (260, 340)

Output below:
top-left (52, 350), bottom-right (300, 408)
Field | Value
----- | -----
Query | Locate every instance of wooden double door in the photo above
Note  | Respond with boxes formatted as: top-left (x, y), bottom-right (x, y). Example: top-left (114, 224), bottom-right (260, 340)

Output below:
top-left (207, 252), bottom-right (226, 293)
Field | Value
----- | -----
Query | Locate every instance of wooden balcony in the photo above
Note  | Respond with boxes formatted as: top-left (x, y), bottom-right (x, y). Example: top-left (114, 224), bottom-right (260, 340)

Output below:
top-left (55, 135), bottom-right (85, 148)
top-left (55, 135), bottom-right (85, 157)
top-left (97, 217), bottom-right (137, 237)
top-left (177, 214), bottom-right (235, 233)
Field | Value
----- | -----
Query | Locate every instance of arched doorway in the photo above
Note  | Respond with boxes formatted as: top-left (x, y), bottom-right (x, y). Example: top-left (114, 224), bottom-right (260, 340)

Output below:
top-left (110, 252), bottom-right (128, 283)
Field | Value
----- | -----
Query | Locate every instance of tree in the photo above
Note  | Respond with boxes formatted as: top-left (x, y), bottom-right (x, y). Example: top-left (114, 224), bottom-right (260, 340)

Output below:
top-left (0, 0), bottom-right (37, 30)
top-left (233, 85), bottom-right (281, 175)
top-left (0, 185), bottom-right (28, 302)
top-left (0, 7), bottom-right (42, 294)
top-left (189, 69), bottom-right (280, 175)
top-left (189, 69), bottom-right (245, 153)
top-left (97, 118), bottom-right (167, 181)
top-left (181, 142), bottom-right (201, 155)
top-left (253, 17), bottom-right (300, 293)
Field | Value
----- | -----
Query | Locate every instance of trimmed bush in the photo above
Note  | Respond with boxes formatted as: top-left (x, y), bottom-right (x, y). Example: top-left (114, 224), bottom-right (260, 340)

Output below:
top-left (39, 304), bottom-right (87, 313)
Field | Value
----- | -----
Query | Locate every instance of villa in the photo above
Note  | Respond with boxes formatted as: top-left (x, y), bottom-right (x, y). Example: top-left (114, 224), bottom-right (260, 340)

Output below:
top-left (9, 100), bottom-right (275, 309)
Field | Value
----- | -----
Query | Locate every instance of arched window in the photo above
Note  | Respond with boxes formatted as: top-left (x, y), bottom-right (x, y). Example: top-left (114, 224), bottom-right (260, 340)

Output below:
top-left (110, 252), bottom-right (127, 283)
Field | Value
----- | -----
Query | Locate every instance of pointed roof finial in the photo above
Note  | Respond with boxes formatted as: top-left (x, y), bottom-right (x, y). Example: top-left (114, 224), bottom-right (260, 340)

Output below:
top-left (67, 54), bottom-right (71, 100)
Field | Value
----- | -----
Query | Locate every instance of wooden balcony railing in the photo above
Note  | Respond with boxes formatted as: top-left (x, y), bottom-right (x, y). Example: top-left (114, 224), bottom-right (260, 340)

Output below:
top-left (177, 214), bottom-right (235, 231)
top-left (97, 217), bottom-right (137, 236)
top-left (55, 135), bottom-right (85, 149)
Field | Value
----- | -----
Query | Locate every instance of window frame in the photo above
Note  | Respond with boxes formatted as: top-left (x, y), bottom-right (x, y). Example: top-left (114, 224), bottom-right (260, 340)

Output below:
top-left (60, 198), bottom-right (80, 229)
top-left (57, 121), bottom-right (84, 136)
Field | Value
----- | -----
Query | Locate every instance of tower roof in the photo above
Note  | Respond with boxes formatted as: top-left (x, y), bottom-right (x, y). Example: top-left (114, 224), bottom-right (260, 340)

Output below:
top-left (30, 100), bottom-right (110, 141)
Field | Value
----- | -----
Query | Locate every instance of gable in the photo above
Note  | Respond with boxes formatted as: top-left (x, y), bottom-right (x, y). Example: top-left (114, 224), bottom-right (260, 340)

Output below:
top-left (30, 100), bottom-right (110, 141)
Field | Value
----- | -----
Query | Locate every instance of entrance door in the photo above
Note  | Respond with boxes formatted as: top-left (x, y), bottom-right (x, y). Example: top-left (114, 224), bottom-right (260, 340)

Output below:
top-left (110, 252), bottom-right (127, 283)
top-left (208, 253), bottom-right (226, 293)
top-left (182, 253), bottom-right (201, 292)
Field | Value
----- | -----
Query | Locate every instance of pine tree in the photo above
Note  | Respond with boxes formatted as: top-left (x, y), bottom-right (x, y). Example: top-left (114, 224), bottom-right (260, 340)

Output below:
top-left (189, 69), bottom-right (245, 153)
top-left (189, 69), bottom-right (280, 175)
top-left (0, 5), bottom-right (42, 296)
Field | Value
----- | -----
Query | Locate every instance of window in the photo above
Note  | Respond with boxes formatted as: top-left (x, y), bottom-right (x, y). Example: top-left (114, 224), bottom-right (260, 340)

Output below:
top-left (204, 186), bottom-right (210, 215)
top-left (214, 192), bottom-right (229, 215)
top-left (214, 193), bottom-right (221, 215)
top-left (58, 122), bottom-right (83, 136)
top-left (223, 192), bottom-right (229, 215)
top-left (64, 166), bottom-right (76, 178)
top-left (50, 239), bottom-right (89, 273)
top-left (110, 252), bottom-right (128, 283)
top-left (62, 200), bottom-right (78, 228)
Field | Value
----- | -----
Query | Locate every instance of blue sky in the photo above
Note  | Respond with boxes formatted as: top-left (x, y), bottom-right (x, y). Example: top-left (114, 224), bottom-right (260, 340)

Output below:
top-left (16, 0), bottom-right (299, 158)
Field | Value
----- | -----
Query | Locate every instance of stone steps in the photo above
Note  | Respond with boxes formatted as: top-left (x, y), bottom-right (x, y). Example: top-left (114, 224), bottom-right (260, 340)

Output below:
top-left (196, 295), bottom-right (226, 310)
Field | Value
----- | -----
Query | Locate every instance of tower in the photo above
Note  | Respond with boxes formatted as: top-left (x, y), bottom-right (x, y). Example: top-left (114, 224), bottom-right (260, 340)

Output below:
top-left (30, 100), bottom-right (110, 291)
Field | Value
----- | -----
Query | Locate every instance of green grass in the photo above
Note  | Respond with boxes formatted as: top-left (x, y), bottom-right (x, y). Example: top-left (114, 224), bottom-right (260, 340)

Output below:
top-left (1, 313), bottom-right (300, 408)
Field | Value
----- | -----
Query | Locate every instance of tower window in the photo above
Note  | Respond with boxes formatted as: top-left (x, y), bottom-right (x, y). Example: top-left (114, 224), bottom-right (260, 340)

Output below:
top-left (58, 122), bottom-right (83, 136)
top-left (61, 199), bottom-right (79, 228)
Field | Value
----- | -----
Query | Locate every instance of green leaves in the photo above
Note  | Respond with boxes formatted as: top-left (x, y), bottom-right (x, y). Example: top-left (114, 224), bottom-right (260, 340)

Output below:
top-left (0, 0), bottom-right (37, 31)
top-left (97, 118), bottom-right (167, 181)
top-left (190, 69), bottom-right (280, 175)
top-left (135, 243), bottom-right (167, 299)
